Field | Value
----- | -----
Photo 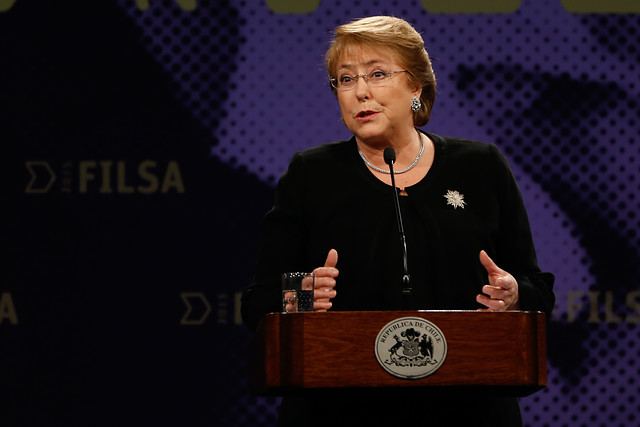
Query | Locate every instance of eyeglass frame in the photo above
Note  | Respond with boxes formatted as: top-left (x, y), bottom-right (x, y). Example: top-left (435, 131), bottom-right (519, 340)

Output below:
top-left (329, 69), bottom-right (409, 91)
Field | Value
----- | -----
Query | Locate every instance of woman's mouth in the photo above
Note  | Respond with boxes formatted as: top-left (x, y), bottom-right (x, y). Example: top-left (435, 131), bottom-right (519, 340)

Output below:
top-left (356, 110), bottom-right (379, 120)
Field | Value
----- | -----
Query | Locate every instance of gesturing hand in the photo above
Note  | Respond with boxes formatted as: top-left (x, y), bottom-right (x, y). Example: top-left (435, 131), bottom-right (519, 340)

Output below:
top-left (312, 249), bottom-right (339, 312)
top-left (476, 250), bottom-right (520, 311)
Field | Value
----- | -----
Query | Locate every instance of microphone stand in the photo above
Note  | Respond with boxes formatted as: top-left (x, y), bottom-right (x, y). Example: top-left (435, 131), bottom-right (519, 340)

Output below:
top-left (384, 148), bottom-right (412, 310)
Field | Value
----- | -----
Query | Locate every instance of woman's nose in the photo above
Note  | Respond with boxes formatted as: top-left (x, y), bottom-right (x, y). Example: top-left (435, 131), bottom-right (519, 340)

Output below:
top-left (354, 76), bottom-right (371, 99)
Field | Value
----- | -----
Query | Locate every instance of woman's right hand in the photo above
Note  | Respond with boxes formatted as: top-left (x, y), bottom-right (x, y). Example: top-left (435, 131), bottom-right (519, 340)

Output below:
top-left (312, 249), bottom-right (339, 312)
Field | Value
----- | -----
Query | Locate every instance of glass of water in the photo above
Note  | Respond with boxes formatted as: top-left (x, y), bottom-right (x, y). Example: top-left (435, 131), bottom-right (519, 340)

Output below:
top-left (282, 272), bottom-right (314, 313)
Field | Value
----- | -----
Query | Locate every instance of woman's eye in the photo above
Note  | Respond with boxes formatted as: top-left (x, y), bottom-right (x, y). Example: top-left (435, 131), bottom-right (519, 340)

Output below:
top-left (340, 75), bottom-right (353, 83)
top-left (371, 70), bottom-right (386, 79)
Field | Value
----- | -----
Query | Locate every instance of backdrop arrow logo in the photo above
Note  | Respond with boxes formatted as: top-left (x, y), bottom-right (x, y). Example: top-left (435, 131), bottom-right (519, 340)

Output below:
top-left (180, 292), bottom-right (212, 325)
top-left (25, 161), bottom-right (56, 193)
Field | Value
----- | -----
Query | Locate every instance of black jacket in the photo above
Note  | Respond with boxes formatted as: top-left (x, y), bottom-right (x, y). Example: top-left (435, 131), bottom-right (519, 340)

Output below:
top-left (242, 131), bottom-right (555, 331)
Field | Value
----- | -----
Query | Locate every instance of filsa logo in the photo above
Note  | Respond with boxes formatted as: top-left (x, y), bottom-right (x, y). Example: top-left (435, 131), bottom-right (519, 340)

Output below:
top-left (25, 160), bottom-right (185, 195)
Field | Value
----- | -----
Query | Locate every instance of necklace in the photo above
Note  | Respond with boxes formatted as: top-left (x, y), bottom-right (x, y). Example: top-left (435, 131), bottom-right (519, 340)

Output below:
top-left (357, 131), bottom-right (424, 174)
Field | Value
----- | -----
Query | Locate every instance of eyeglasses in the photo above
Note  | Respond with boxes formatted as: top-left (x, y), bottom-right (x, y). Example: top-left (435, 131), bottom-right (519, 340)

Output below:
top-left (330, 69), bottom-right (409, 91)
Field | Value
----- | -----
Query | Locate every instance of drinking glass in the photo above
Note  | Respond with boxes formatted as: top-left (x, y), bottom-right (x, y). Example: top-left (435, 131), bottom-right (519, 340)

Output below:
top-left (282, 272), bottom-right (314, 313)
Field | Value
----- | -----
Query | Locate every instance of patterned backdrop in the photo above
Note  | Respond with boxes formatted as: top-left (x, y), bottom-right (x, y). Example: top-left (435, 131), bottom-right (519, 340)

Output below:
top-left (2, 0), bottom-right (639, 426)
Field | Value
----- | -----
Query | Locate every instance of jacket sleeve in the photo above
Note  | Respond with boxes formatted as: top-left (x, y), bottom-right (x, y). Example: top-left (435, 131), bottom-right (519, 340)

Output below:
top-left (241, 152), bottom-right (309, 331)
top-left (490, 144), bottom-right (556, 315)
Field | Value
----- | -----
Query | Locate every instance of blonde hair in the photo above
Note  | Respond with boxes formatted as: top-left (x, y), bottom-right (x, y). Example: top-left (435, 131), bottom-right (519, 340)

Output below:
top-left (325, 16), bottom-right (437, 126)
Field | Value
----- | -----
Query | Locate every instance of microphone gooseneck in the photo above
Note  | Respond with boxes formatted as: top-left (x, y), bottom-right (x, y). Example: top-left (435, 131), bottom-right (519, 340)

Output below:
top-left (383, 147), bottom-right (412, 310)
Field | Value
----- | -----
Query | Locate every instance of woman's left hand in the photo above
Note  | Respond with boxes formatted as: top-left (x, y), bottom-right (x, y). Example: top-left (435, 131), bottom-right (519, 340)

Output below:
top-left (476, 250), bottom-right (520, 311)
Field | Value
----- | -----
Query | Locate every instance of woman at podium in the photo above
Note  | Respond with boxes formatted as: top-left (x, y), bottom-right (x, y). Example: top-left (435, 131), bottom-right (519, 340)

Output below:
top-left (242, 15), bottom-right (555, 426)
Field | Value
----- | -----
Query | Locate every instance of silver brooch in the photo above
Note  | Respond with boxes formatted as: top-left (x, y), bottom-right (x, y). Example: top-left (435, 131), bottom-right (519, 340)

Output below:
top-left (444, 190), bottom-right (466, 209)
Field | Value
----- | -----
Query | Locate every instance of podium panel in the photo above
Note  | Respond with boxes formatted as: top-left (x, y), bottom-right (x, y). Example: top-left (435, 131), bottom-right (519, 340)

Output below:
top-left (250, 310), bottom-right (547, 396)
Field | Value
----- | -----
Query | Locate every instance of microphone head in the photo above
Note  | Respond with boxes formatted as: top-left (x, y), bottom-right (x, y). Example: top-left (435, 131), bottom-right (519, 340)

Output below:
top-left (383, 147), bottom-right (396, 165)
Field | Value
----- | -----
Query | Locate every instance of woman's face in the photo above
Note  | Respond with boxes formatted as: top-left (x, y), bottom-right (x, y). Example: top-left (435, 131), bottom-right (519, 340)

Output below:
top-left (335, 45), bottom-right (420, 145)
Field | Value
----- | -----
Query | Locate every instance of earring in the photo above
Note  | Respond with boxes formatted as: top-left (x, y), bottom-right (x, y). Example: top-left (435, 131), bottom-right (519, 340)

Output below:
top-left (411, 96), bottom-right (421, 113)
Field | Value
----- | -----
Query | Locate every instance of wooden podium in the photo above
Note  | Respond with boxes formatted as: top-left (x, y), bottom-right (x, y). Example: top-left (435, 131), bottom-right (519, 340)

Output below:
top-left (250, 310), bottom-right (547, 397)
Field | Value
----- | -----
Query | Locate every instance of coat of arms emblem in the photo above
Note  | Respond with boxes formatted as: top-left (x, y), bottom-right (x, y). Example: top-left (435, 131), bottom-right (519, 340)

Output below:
top-left (375, 317), bottom-right (447, 379)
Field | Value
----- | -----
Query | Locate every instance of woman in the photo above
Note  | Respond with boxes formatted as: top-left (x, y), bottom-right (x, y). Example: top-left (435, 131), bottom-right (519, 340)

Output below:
top-left (242, 16), bottom-right (555, 426)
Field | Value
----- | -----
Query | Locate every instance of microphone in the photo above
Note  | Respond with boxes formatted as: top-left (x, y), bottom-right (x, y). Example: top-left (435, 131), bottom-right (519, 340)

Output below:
top-left (383, 147), bottom-right (412, 310)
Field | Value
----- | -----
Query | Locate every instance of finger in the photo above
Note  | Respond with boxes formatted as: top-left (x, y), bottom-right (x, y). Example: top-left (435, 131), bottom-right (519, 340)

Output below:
top-left (324, 249), bottom-right (338, 268)
top-left (314, 300), bottom-right (332, 312)
top-left (312, 266), bottom-right (339, 278)
top-left (315, 276), bottom-right (337, 289)
top-left (480, 287), bottom-right (519, 311)
top-left (476, 293), bottom-right (506, 311)
top-left (482, 284), bottom-right (510, 300)
top-left (479, 250), bottom-right (504, 276)
top-left (481, 284), bottom-right (517, 308)
top-left (314, 287), bottom-right (336, 299)
top-left (314, 294), bottom-right (335, 311)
